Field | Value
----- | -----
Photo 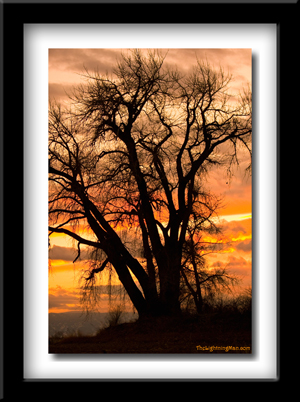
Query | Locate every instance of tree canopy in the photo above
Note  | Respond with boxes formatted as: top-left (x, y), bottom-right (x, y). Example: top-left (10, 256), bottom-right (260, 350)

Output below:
top-left (49, 50), bottom-right (252, 316)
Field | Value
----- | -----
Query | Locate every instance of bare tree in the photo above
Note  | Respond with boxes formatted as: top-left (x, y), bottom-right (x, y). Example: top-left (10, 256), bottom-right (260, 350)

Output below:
top-left (49, 50), bottom-right (251, 317)
top-left (175, 185), bottom-right (237, 313)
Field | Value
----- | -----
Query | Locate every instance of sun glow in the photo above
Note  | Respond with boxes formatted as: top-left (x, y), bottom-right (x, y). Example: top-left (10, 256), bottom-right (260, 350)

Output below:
top-left (219, 213), bottom-right (252, 222)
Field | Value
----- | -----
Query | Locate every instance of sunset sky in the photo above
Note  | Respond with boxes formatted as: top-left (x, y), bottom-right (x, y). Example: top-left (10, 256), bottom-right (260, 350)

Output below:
top-left (48, 49), bottom-right (252, 314)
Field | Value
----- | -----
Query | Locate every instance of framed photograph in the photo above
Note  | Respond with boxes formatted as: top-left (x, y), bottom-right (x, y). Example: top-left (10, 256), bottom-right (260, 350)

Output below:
top-left (2, 0), bottom-right (287, 390)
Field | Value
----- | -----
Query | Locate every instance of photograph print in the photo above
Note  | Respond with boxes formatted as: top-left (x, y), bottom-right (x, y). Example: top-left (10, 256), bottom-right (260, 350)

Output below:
top-left (48, 48), bottom-right (252, 354)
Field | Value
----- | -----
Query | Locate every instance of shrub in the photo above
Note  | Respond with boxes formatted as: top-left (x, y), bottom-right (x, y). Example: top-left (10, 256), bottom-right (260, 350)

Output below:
top-left (106, 304), bottom-right (124, 328)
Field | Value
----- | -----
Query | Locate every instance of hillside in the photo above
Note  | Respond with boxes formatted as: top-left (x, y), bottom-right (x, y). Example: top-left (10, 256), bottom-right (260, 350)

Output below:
top-left (49, 311), bottom-right (251, 354)
top-left (49, 311), bottom-right (137, 337)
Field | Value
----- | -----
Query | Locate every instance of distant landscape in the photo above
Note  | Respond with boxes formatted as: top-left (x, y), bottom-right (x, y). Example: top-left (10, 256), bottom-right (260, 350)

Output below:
top-left (49, 311), bottom-right (137, 338)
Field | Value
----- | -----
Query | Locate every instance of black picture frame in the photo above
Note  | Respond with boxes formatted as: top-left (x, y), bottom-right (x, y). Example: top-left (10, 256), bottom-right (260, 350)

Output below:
top-left (1, 0), bottom-right (288, 394)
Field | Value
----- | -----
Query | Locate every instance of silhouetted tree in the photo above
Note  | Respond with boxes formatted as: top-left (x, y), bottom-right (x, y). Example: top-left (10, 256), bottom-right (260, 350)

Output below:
top-left (49, 50), bottom-right (251, 317)
top-left (174, 185), bottom-right (238, 313)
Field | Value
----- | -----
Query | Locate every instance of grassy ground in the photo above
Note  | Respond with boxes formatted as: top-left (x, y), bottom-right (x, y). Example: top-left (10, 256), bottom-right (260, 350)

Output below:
top-left (49, 310), bottom-right (251, 354)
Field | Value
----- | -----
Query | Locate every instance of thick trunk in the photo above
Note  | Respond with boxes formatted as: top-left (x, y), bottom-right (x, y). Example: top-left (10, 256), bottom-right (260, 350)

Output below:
top-left (80, 158), bottom-right (183, 317)
top-left (106, 247), bottom-right (161, 318)
top-left (158, 248), bottom-right (181, 315)
top-left (122, 136), bottom-right (184, 316)
top-left (159, 284), bottom-right (181, 315)
top-left (81, 198), bottom-right (148, 316)
top-left (108, 252), bottom-right (148, 316)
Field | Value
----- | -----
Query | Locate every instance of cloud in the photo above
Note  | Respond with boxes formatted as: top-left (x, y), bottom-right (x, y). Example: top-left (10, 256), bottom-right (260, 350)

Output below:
top-left (219, 218), bottom-right (251, 239)
top-left (226, 256), bottom-right (252, 281)
top-left (49, 83), bottom-right (74, 101)
top-left (49, 48), bottom-right (251, 105)
top-left (235, 239), bottom-right (252, 252)
top-left (49, 245), bottom-right (92, 262)
top-left (49, 286), bottom-right (81, 311)
top-left (49, 245), bottom-right (77, 261)
top-left (225, 222), bottom-right (247, 235)
top-left (211, 255), bottom-right (251, 276)
top-left (163, 48), bottom-right (251, 79)
top-left (49, 48), bottom-right (124, 78)
top-left (227, 255), bottom-right (250, 268)
top-left (48, 284), bottom-right (131, 313)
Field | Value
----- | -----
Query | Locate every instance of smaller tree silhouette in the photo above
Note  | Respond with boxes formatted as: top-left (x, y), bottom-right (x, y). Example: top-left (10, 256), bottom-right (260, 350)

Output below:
top-left (179, 193), bottom-right (238, 313)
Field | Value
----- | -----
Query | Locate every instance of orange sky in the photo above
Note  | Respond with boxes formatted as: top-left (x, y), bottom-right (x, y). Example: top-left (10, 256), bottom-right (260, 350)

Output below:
top-left (49, 49), bottom-right (252, 314)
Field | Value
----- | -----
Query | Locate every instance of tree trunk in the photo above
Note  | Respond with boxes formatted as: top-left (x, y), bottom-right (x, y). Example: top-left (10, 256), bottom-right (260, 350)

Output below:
top-left (194, 291), bottom-right (203, 314)
top-left (158, 248), bottom-right (181, 315)
top-left (82, 198), bottom-right (149, 317)
top-left (109, 253), bottom-right (148, 317)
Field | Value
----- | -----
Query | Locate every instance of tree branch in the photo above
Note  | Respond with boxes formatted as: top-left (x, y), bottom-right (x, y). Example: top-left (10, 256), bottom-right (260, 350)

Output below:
top-left (85, 257), bottom-right (109, 281)
top-left (48, 226), bottom-right (102, 249)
